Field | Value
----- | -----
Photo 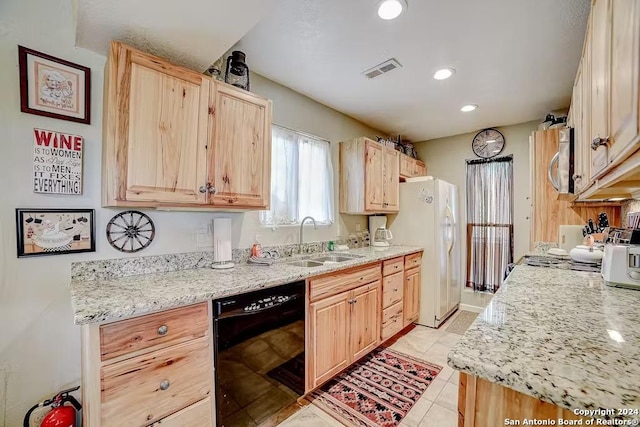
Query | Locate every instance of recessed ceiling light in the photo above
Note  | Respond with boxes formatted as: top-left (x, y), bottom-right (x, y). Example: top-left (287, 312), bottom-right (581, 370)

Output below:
top-left (433, 68), bottom-right (455, 80)
top-left (377, 0), bottom-right (408, 20)
top-left (461, 104), bottom-right (478, 112)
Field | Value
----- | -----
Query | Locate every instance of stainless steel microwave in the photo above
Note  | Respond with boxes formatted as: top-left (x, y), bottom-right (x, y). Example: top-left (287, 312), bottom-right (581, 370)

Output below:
top-left (549, 127), bottom-right (574, 195)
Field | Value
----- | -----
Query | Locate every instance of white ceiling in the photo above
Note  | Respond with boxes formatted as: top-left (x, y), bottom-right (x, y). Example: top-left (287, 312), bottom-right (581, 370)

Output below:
top-left (74, 0), bottom-right (277, 72)
top-left (235, 0), bottom-right (591, 141)
top-left (74, 0), bottom-right (590, 141)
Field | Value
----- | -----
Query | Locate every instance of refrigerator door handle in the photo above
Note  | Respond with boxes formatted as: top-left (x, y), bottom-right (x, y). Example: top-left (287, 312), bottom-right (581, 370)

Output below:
top-left (445, 205), bottom-right (455, 253)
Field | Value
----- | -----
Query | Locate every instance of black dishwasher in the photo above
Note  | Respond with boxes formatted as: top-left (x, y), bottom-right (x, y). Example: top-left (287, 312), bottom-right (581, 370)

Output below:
top-left (212, 281), bottom-right (305, 427)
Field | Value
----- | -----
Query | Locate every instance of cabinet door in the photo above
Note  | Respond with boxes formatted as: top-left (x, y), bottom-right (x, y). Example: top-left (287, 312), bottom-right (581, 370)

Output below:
top-left (308, 291), bottom-right (350, 389)
top-left (590, 0), bottom-right (612, 179)
top-left (121, 47), bottom-right (209, 204)
top-left (404, 268), bottom-right (420, 326)
top-left (399, 155), bottom-right (413, 178)
top-left (349, 282), bottom-right (380, 361)
top-left (573, 68), bottom-right (586, 193)
top-left (415, 160), bottom-right (427, 177)
top-left (581, 29), bottom-right (593, 188)
top-left (364, 140), bottom-right (384, 211)
top-left (383, 147), bottom-right (400, 211)
top-left (609, 0), bottom-right (640, 164)
top-left (208, 84), bottom-right (272, 207)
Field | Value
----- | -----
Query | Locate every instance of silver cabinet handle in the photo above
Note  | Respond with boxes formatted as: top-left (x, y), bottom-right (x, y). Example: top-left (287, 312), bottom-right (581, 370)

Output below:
top-left (157, 325), bottom-right (168, 336)
top-left (208, 186), bottom-right (216, 194)
top-left (159, 380), bottom-right (170, 391)
top-left (199, 186), bottom-right (208, 193)
top-left (591, 136), bottom-right (609, 151)
top-left (548, 152), bottom-right (560, 191)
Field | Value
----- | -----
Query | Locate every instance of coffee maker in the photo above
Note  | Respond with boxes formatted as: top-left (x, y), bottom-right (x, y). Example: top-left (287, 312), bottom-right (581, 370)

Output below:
top-left (369, 216), bottom-right (393, 247)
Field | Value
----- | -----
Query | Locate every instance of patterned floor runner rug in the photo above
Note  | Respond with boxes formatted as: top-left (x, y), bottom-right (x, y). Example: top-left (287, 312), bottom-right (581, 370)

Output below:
top-left (310, 347), bottom-right (442, 427)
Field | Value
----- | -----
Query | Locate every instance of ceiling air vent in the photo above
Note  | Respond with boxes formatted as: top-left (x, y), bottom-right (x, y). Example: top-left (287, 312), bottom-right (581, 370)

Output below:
top-left (361, 58), bottom-right (402, 79)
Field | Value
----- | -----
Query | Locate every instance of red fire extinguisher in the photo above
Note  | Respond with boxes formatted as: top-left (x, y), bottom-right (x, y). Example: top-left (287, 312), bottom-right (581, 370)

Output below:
top-left (23, 386), bottom-right (82, 427)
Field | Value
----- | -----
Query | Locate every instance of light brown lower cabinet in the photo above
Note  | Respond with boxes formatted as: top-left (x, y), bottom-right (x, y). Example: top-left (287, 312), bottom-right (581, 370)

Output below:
top-left (307, 280), bottom-right (381, 391)
top-left (306, 291), bottom-right (350, 389)
top-left (350, 283), bottom-right (381, 360)
top-left (81, 302), bottom-right (216, 427)
top-left (306, 278), bottom-right (380, 392)
top-left (458, 373), bottom-right (590, 427)
top-left (404, 267), bottom-right (421, 326)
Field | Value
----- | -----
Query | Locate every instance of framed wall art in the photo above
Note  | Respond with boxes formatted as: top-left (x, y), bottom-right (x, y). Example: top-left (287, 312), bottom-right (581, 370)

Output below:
top-left (33, 128), bottom-right (84, 195)
top-left (16, 208), bottom-right (95, 257)
top-left (18, 46), bottom-right (91, 124)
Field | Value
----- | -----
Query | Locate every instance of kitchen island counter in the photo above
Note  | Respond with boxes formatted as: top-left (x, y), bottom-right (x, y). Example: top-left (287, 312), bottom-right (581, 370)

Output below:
top-left (448, 265), bottom-right (640, 422)
top-left (70, 245), bottom-right (422, 325)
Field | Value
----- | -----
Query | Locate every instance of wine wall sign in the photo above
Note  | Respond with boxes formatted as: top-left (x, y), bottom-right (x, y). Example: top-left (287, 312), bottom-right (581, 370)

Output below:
top-left (32, 128), bottom-right (83, 195)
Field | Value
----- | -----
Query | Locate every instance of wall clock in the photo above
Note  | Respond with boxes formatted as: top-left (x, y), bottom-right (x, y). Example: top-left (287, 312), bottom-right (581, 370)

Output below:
top-left (472, 128), bottom-right (506, 159)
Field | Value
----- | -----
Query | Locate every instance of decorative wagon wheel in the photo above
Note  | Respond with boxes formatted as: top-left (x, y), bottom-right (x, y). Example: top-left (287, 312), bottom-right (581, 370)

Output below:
top-left (106, 211), bottom-right (155, 253)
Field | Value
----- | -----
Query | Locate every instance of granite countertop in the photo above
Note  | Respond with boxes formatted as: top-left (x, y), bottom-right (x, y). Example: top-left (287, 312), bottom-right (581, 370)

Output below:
top-left (70, 245), bottom-right (422, 325)
top-left (448, 265), bottom-right (640, 421)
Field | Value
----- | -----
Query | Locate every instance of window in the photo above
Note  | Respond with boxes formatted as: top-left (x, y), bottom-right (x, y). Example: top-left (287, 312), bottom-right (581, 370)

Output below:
top-left (260, 125), bottom-right (334, 226)
top-left (465, 155), bottom-right (514, 293)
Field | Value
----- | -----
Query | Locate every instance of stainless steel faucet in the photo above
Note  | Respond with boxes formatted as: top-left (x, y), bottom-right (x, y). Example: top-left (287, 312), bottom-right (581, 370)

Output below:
top-left (299, 216), bottom-right (318, 253)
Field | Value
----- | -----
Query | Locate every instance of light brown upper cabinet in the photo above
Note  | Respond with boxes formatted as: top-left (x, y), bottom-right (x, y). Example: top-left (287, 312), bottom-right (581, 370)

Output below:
top-left (608, 0), bottom-right (640, 164)
top-left (382, 146), bottom-right (400, 211)
top-left (340, 137), bottom-right (400, 214)
top-left (207, 84), bottom-right (271, 207)
top-left (102, 41), bottom-right (272, 209)
top-left (570, 0), bottom-right (640, 200)
top-left (399, 153), bottom-right (427, 180)
top-left (589, 0), bottom-right (611, 179)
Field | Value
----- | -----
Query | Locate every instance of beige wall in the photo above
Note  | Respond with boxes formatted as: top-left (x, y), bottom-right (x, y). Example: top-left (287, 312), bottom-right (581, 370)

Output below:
top-left (0, 0), bottom-right (378, 423)
top-left (414, 120), bottom-right (539, 308)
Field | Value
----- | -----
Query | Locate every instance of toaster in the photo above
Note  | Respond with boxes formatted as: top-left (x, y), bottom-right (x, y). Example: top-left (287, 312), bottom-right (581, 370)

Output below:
top-left (602, 244), bottom-right (640, 290)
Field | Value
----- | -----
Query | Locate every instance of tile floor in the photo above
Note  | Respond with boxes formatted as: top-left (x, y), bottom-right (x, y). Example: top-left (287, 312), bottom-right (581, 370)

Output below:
top-left (275, 311), bottom-right (469, 427)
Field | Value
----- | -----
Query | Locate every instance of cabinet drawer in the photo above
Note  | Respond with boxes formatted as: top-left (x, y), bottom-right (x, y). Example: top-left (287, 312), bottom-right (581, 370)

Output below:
top-left (101, 338), bottom-right (212, 427)
top-left (100, 302), bottom-right (209, 361)
top-left (381, 302), bottom-right (403, 340)
top-left (382, 272), bottom-right (403, 308)
top-left (309, 264), bottom-right (381, 301)
top-left (149, 397), bottom-right (213, 427)
top-left (382, 257), bottom-right (404, 276)
top-left (404, 252), bottom-right (422, 270)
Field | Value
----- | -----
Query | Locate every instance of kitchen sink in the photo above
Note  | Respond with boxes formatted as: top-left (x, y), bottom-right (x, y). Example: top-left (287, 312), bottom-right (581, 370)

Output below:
top-left (287, 260), bottom-right (324, 268)
top-left (311, 255), bottom-right (362, 263)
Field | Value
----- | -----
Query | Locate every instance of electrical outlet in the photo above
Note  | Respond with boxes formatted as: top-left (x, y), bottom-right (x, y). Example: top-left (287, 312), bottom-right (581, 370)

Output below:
top-left (196, 223), bottom-right (213, 249)
top-left (355, 224), bottom-right (361, 232)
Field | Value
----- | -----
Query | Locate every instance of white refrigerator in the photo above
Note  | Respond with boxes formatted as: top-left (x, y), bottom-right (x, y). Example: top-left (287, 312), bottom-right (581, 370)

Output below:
top-left (389, 177), bottom-right (461, 328)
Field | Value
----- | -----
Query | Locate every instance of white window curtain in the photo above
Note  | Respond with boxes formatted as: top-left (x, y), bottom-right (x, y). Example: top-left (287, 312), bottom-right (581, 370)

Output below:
top-left (466, 156), bottom-right (514, 293)
top-left (260, 126), bottom-right (334, 226)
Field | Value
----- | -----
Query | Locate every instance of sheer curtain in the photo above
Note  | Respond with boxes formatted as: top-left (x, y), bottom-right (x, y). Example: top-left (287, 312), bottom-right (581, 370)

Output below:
top-left (260, 126), bottom-right (334, 226)
top-left (466, 156), bottom-right (514, 293)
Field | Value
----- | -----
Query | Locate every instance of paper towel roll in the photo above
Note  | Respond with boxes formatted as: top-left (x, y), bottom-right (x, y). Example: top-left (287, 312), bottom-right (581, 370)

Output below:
top-left (213, 218), bottom-right (232, 263)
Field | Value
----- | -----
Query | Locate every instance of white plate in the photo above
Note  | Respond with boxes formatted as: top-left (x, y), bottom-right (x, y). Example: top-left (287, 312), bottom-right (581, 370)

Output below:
top-left (547, 248), bottom-right (568, 256)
